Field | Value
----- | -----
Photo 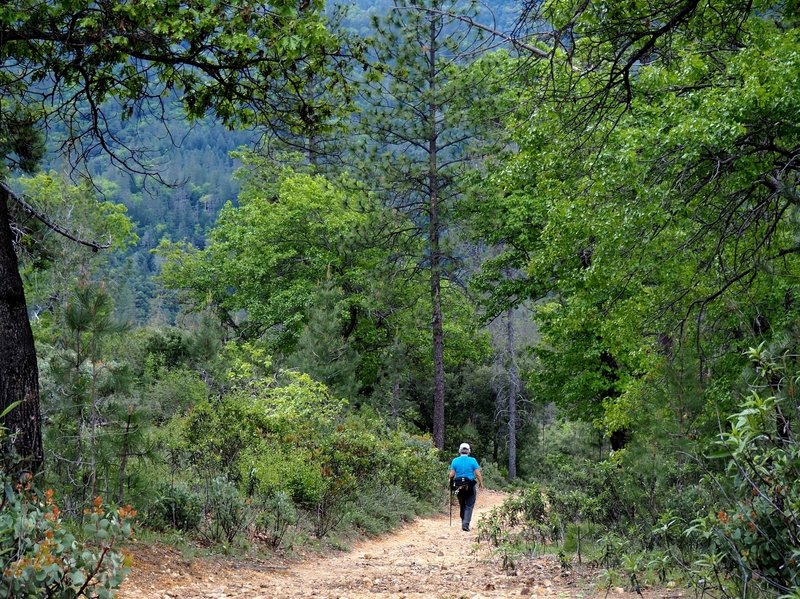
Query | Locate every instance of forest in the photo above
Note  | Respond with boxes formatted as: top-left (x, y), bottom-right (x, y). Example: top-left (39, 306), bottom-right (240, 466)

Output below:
top-left (1, 0), bottom-right (799, 597)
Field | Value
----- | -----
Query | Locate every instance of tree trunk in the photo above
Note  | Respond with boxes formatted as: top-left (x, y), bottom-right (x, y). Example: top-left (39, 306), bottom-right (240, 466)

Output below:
top-left (391, 379), bottom-right (400, 430)
top-left (430, 238), bottom-right (445, 450)
top-left (0, 185), bottom-right (43, 474)
top-left (428, 14), bottom-right (445, 450)
top-left (506, 307), bottom-right (518, 480)
top-left (118, 406), bottom-right (132, 504)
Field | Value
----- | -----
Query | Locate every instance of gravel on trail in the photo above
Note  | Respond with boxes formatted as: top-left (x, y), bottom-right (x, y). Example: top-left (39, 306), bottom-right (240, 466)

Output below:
top-left (118, 490), bottom-right (680, 599)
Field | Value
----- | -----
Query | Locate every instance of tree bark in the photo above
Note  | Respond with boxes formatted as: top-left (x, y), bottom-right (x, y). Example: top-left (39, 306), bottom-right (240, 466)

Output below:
top-left (506, 307), bottom-right (518, 480)
top-left (391, 379), bottom-right (400, 430)
top-left (428, 14), bottom-right (445, 450)
top-left (118, 406), bottom-right (132, 504)
top-left (0, 186), bottom-right (43, 474)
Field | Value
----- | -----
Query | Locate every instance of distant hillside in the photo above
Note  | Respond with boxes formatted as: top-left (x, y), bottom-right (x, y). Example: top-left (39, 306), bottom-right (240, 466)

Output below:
top-left (34, 0), bottom-right (523, 324)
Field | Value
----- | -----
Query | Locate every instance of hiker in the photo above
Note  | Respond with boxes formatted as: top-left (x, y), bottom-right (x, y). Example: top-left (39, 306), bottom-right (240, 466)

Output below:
top-left (448, 442), bottom-right (483, 531)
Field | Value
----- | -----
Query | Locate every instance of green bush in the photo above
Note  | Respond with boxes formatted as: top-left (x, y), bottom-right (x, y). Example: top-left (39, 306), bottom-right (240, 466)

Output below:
top-left (538, 446), bottom-right (705, 550)
top-left (242, 445), bottom-right (325, 506)
top-left (476, 461), bottom-right (511, 490)
top-left (686, 347), bottom-right (800, 595)
top-left (144, 367), bottom-right (208, 422)
top-left (147, 482), bottom-right (202, 532)
top-left (172, 365), bottom-right (444, 543)
top-left (347, 486), bottom-right (420, 537)
top-left (477, 485), bottom-right (550, 549)
top-left (0, 477), bottom-right (135, 598)
top-left (203, 477), bottom-right (252, 545)
top-left (378, 431), bottom-right (441, 503)
top-left (254, 491), bottom-right (297, 549)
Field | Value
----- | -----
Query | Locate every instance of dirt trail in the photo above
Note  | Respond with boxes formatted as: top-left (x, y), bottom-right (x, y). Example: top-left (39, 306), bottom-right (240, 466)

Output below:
top-left (119, 491), bottom-right (671, 598)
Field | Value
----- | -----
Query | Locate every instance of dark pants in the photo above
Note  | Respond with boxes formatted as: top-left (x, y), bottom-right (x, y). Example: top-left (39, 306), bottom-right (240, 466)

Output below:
top-left (457, 485), bottom-right (477, 528)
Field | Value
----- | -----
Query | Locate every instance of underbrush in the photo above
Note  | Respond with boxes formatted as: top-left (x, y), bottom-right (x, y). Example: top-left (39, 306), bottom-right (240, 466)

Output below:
top-left (476, 480), bottom-right (701, 592)
top-left (0, 471), bottom-right (136, 597)
top-left (114, 371), bottom-right (446, 558)
top-left (1, 396), bottom-right (137, 597)
top-left (477, 350), bottom-right (800, 599)
top-left (23, 365), bottom-right (448, 579)
top-left (474, 345), bottom-right (800, 598)
top-left (130, 482), bottom-right (436, 560)
top-left (346, 486), bottom-right (426, 537)
top-left (0, 452), bottom-right (136, 599)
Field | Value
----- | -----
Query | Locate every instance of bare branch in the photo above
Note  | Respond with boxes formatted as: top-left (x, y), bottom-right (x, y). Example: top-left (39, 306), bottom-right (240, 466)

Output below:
top-left (1, 181), bottom-right (111, 251)
top-left (405, 6), bottom-right (550, 58)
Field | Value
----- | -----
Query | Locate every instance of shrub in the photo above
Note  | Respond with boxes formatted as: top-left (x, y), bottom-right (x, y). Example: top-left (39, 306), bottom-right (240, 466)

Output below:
top-left (347, 487), bottom-right (419, 537)
top-left (682, 346), bottom-right (800, 596)
top-left (203, 477), bottom-right (252, 545)
top-left (147, 482), bottom-right (202, 532)
top-left (477, 485), bottom-right (550, 550)
top-left (254, 491), bottom-right (297, 549)
top-left (177, 366), bottom-right (443, 543)
top-left (379, 431), bottom-right (441, 503)
top-left (0, 478), bottom-right (135, 598)
top-left (479, 461), bottom-right (512, 491)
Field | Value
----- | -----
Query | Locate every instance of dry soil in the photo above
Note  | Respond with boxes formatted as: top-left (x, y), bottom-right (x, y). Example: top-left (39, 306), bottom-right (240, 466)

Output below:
top-left (118, 490), bottom-right (682, 599)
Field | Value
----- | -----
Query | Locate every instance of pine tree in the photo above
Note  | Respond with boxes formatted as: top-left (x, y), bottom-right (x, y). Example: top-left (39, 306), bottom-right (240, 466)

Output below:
top-left (283, 283), bottom-right (361, 400)
top-left (358, 0), bottom-right (490, 448)
top-left (44, 282), bottom-right (134, 516)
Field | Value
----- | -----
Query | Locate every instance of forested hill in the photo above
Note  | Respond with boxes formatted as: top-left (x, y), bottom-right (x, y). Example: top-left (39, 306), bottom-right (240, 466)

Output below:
top-left (31, 0), bottom-right (520, 324)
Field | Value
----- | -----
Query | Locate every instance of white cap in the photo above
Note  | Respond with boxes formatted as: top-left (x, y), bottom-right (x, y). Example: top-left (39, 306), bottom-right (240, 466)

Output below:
top-left (459, 443), bottom-right (471, 455)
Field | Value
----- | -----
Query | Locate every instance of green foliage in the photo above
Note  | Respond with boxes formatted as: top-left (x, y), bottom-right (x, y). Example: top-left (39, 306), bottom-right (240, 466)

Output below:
top-left (475, 461), bottom-right (511, 491)
top-left (159, 161), bottom-right (397, 348)
top-left (0, 100), bottom-right (44, 174)
top-left (167, 355), bottom-right (443, 543)
top-left (157, 151), bottom-right (492, 444)
top-left (470, 1), bottom-right (800, 448)
top-left (454, 7), bottom-right (800, 588)
top-left (40, 282), bottom-right (148, 515)
top-left (1, 0), bottom-right (361, 488)
top-left (283, 283), bottom-right (362, 400)
top-left (202, 477), bottom-right (252, 545)
top-left (146, 483), bottom-right (202, 533)
top-left (686, 347), bottom-right (800, 595)
top-left (477, 485), bottom-right (550, 551)
top-left (15, 0), bottom-right (800, 587)
top-left (346, 486), bottom-right (420, 537)
top-left (1, 0), bottom-right (351, 141)
top-left (377, 431), bottom-right (443, 504)
top-left (144, 329), bottom-right (193, 371)
top-left (253, 491), bottom-right (297, 550)
top-left (478, 422), bottom-right (716, 586)
top-left (143, 367), bottom-right (208, 423)
top-left (17, 173), bottom-right (137, 324)
top-left (357, 0), bottom-right (510, 448)
top-left (0, 480), bottom-right (135, 598)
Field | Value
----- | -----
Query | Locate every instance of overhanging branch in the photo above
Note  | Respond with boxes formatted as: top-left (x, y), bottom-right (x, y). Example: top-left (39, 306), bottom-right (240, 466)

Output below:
top-left (405, 6), bottom-right (551, 59)
top-left (1, 181), bottom-right (112, 251)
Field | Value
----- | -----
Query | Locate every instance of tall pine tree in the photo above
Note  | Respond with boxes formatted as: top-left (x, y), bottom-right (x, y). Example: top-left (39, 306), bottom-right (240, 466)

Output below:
top-left (358, 0), bottom-right (491, 448)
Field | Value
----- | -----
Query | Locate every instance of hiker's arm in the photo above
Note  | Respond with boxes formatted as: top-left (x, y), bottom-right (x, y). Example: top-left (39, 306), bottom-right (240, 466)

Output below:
top-left (475, 468), bottom-right (484, 488)
top-left (448, 468), bottom-right (455, 480)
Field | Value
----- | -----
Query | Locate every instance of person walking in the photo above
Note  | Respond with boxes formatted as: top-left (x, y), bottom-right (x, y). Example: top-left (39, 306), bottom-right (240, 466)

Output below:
top-left (448, 442), bottom-right (483, 531)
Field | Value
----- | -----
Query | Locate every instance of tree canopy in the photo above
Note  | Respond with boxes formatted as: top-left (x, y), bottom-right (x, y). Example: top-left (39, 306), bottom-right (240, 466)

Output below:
top-left (0, 0), bottom-right (355, 472)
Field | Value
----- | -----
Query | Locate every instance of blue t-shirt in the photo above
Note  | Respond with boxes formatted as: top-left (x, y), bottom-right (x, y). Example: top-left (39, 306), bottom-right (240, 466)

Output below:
top-left (450, 455), bottom-right (480, 480)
